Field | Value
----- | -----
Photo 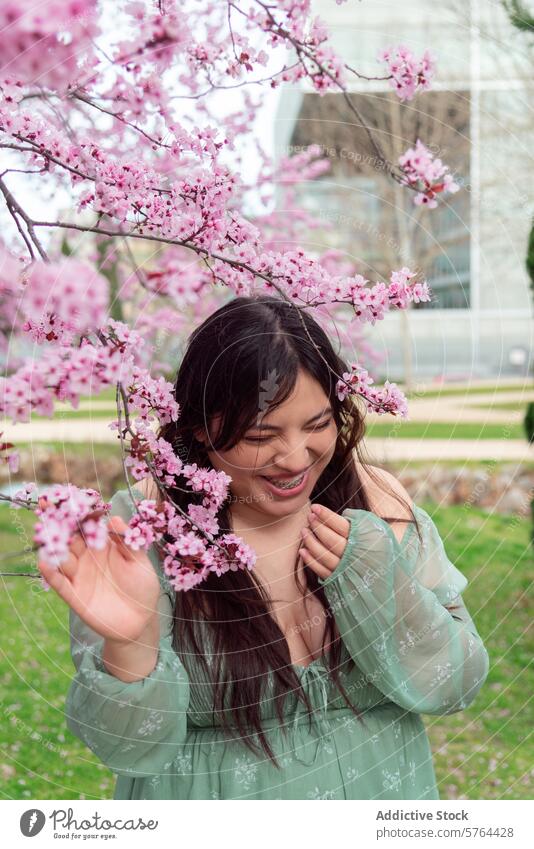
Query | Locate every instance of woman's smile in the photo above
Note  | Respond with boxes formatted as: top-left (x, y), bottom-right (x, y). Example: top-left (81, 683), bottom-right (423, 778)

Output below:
top-left (258, 466), bottom-right (311, 497)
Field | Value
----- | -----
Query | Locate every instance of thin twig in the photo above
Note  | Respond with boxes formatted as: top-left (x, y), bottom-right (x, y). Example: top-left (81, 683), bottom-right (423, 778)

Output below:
top-left (0, 572), bottom-right (40, 578)
top-left (0, 177), bottom-right (49, 261)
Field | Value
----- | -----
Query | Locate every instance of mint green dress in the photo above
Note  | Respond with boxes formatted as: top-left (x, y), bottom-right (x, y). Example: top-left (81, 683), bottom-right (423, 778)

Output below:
top-left (65, 488), bottom-right (489, 800)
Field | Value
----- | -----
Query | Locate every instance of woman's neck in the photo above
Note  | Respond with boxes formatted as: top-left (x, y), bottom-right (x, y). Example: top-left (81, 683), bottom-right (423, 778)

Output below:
top-left (228, 499), bottom-right (312, 600)
top-left (228, 497), bottom-right (311, 535)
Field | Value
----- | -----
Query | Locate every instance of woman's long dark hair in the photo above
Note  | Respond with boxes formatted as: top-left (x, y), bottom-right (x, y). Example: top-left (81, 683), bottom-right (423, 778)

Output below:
top-left (157, 294), bottom-right (421, 766)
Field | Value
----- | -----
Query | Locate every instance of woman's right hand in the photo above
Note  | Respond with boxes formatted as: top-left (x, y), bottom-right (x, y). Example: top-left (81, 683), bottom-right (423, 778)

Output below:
top-left (37, 514), bottom-right (162, 645)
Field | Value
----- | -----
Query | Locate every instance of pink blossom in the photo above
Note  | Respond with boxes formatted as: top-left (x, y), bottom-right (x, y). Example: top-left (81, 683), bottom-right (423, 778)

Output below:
top-left (18, 260), bottom-right (109, 339)
top-left (336, 361), bottom-right (409, 418)
top-left (34, 484), bottom-right (109, 572)
top-left (399, 139), bottom-right (460, 208)
top-left (11, 481), bottom-right (38, 506)
top-left (82, 519), bottom-right (108, 550)
top-left (378, 45), bottom-right (435, 102)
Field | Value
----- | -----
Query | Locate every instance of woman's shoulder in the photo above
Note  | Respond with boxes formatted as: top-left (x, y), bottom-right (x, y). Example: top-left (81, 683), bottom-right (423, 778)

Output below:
top-left (129, 477), bottom-right (158, 499)
top-left (353, 461), bottom-right (415, 545)
top-left (111, 478), bottom-right (158, 508)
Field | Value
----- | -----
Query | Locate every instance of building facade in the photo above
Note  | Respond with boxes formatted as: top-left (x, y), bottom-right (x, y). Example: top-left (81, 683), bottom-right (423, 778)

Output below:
top-left (274, 0), bottom-right (533, 382)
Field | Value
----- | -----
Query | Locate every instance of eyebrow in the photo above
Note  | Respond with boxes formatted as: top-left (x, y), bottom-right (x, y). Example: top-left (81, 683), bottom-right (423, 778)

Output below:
top-left (248, 406), bottom-right (333, 432)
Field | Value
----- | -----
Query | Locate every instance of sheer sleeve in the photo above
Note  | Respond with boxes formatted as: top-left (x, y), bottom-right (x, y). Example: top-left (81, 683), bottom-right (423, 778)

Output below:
top-left (318, 504), bottom-right (490, 716)
top-left (65, 488), bottom-right (190, 777)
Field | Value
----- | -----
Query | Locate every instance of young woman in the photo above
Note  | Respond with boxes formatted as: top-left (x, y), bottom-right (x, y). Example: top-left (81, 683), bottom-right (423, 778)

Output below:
top-left (39, 295), bottom-right (490, 800)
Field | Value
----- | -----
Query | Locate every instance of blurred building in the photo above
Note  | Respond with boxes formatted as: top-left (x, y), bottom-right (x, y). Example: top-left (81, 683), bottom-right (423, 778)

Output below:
top-left (274, 0), bottom-right (533, 382)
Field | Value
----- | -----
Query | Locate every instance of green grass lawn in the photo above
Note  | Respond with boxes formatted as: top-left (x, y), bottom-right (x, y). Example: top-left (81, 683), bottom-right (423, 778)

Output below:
top-left (31, 408), bottom-right (117, 421)
top-left (13, 442), bottom-right (121, 460)
top-left (422, 504), bottom-right (533, 800)
top-left (0, 507), bottom-right (115, 800)
top-left (471, 401), bottom-right (531, 412)
top-left (365, 420), bottom-right (524, 440)
top-left (79, 388), bottom-right (117, 403)
top-left (0, 502), bottom-right (532, 800)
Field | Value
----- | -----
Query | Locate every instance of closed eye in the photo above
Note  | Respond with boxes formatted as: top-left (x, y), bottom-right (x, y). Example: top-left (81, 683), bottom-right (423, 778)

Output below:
top-left (243, 418), bottom-right (333, 443)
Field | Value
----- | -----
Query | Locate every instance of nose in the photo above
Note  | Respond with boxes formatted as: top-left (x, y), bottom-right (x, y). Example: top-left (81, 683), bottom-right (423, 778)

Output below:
top-left (270, 438), bottom-right (312, 474)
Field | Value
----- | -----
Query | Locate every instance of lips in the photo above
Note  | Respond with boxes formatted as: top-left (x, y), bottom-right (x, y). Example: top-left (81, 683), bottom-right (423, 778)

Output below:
top-left (262, 471), bottom-right (306, 489)
top-left (261, 467), bottom-right (311, 482)
top-left (258, 467), bottom-right (311, 496)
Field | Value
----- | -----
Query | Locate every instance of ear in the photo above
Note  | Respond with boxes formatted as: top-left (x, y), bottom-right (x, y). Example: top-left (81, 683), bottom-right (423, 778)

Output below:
top-left (194, 413), bottom-right (221, 447)
top-left (193, 427), bottom-right (208, 446)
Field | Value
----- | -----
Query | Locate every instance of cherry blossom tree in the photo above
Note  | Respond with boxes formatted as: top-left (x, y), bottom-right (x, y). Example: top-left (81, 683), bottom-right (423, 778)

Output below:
top-left (0, 0), bottom-right (454, 591)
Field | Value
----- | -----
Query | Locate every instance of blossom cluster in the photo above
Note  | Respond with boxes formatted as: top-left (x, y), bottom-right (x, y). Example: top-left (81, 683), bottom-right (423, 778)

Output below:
top-left (0, 99), bottom-right (256, 254)
top-left (336, 362), bottom-right (409, 418)
top-left (399, 139), bottom-right (460, 208)
top-left (1, 250), bottom-right (429, 429)
top-left (0, 318), bottom-right (139, 423)
top-left (378, 45), bottom-right (435, 102)
top-left (142, 247), bottom-right (213, 306)
top-left (122, 492), bottom-right (256, 593)
top-left (243, 1), bottom-right (347, 92)
top-left (30, 484), bottom-right (109, 567)
top-left (2, 95), bottom-right (436, 317)
top-left (20, 259), bottom-right (109, 343)
top-left (12, 476), bottom-right (256, 595)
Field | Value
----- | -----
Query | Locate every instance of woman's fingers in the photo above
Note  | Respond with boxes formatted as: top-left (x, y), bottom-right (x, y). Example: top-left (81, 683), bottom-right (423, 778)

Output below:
top-left (299, 526), bottom-right (339, 571)
top-left (68, 531), bottom-right (86, 559)
top-left (307, 512), bottom-right (349, 559)
top-left (36, 557), bottom-right (75, 607)
top-left (299, 503), bottom-right (351, 578)
top-left (58, 531), bottom-right (87, 579)
top-left (58, 549), bottom-right (80, 579)
top-left (63, 525), bottom-right (112, 579)
top-left (299, 546), bottom-right (331, 578)
top-left (310, 503), bottom-right (350, 540)
top-left (107, 515), bottom-right (145, 563)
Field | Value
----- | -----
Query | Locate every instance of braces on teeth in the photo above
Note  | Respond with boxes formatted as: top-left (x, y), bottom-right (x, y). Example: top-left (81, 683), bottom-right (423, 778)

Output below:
top-left (265, 473), bottom-right (305, 489)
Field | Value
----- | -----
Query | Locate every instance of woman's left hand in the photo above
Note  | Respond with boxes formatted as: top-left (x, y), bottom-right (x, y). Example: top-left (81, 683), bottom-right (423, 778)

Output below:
top-left (298, 503), bottom-right (351, 580)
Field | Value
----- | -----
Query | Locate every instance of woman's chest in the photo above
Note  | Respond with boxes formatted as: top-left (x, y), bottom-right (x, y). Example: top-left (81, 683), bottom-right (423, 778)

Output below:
top-left (269, 592), bottom-right (329, 668)
top-left (242, 531), bottom-right (329, 667)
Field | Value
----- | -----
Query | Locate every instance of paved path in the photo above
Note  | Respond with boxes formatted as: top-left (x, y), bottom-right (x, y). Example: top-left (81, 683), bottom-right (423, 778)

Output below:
top-left (1, 419), bottom-right (119, 443)
top-left (398, 390), bottom-right (534, 425)
top-left (364, 438), bottom-right (533, 462)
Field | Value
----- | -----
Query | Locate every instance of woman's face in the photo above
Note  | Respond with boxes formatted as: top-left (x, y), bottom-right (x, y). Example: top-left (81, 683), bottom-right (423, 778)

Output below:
top-left (197, 368), bottom-right (338, 521)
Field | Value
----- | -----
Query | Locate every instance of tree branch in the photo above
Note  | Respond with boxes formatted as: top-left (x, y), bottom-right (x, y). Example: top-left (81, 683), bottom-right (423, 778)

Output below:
top-left (0, 177), bottom-right (49, 261)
